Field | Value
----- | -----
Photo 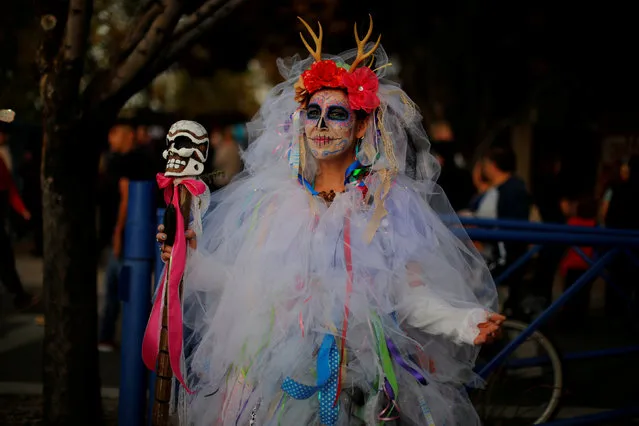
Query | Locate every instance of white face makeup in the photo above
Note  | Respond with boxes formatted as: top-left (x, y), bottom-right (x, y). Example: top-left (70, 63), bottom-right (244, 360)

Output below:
top-left (304, 89), bottom-right (357, 161)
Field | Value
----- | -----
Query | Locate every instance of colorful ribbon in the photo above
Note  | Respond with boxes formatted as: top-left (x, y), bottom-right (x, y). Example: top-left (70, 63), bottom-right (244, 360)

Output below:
top-left (385, 337), bottom-right (428, 386)
top-left (281, 334), bottom-right (340, 425)
top-left (142, 173), bottom-right (207, 392)
top-left (370, 314), bottom-right (399, 398)
top-left (378, 377), bottom-right (400, 421)
top-left (419, 396), bottom-right (437, 426)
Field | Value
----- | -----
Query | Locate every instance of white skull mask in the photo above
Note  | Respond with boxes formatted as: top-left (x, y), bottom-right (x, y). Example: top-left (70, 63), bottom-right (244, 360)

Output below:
top-left (163, 120), bottom-right (209, 177)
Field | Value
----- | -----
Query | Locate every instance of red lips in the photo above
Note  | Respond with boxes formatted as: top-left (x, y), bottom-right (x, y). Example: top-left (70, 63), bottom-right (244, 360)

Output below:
top-left (312, 136), bottom-right (335, 146)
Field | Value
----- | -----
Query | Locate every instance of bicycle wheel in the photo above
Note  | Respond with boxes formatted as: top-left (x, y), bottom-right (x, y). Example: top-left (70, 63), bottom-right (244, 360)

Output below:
top-left (471, 319), bottom-right (563, 425)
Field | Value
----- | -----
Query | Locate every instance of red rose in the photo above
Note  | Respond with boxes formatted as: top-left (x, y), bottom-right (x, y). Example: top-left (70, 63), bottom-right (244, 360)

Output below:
top-left (301, 60), bottom-right (346, 94)
top-left (341, 67), bottom-right (380, 113)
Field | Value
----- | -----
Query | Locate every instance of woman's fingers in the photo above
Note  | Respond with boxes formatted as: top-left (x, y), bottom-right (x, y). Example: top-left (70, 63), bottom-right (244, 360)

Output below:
top-left (185, 229), bottom-right (197, 249)
top-left (160, 245), bottom-right (172, 262)
top-left (158, 229), bottom-right (197, 258)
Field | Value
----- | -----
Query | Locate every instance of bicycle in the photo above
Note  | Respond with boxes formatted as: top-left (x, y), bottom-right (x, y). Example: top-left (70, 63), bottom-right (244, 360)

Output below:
top-left (471, 319), bottom-right (563, 425)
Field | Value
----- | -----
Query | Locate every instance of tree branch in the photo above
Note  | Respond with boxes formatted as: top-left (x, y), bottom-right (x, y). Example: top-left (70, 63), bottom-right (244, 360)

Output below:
top-left (115, 2), bottom-right (164, 64)
top-left (160, 0), bottom-right (246, 71)
top-left (99, 0), bottom-right (246, 115)
top-left (63, 0), bottom-right (92, 64)
top-left (105, 0), bottom-right (184, 100)
top-left (171, 0), bottom-right (228, 41)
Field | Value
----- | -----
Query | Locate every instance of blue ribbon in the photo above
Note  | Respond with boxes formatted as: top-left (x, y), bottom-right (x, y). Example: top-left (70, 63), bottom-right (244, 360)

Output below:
top-left (297, 159), bottom-right (364, 197)
top-left (281, 334), bottom-right (340, 425)
top-left (298, 174), bottom-right (318, 195)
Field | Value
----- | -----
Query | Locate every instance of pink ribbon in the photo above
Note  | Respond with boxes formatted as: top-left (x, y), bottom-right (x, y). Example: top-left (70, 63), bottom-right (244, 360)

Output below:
top-left (142, 173), bottom-right (206, 392)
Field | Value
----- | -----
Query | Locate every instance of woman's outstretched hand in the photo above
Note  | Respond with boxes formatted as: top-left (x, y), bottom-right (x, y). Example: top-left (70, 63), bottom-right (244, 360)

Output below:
top-left (156, 224), bottom-right (197, 263)
top-left (474, 312), bottom-right (506, 345)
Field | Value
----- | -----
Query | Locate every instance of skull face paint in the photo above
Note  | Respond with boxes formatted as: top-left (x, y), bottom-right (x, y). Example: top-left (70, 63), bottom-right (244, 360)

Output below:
top-left (163, 120), bottom-right (209, 177)
top-left (304, 89), bottom-right (357, 160)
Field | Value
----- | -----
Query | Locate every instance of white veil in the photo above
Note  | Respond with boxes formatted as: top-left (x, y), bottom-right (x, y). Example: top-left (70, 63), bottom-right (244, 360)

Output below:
top-left (179, 44), bottom-right (499, 426)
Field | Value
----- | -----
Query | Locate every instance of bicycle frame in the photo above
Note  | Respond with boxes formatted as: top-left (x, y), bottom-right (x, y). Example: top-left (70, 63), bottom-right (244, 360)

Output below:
top-left (462, 217), bottom-right (639, 425)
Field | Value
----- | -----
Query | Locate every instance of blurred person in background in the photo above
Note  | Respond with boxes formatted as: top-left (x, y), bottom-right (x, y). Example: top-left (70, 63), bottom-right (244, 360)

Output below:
top-left (18, 126), bottom-right (44, 257)
top-left (138, 111), bottom-right (171, 209)
top-left (432, 141), bottom-right (475, 212)
top-left (131, 108), bottom-right (165, 174)
top-left (605, 154), bottom-right (639, 229)
top-left (135, 112), bottom-right (153, 146)
top-left (480, 144), bottom-right (532, 319)
top-left (529, 154), bottom-right (567, 309)
top-left (0, 123), bottom-right (23, 238)
top-left (0, 143), bottom-right (38, 310)
top-left (130, 110), bottom-right (161, 178)
top-left (459, 160), bottom-right (499, 267)
top-left (603, 154), bottom-right (639, 319)
top-left (557, 194), bottom-right (598, 328)
top-left (599, 157), bottom-right (631, 225)
top-left (208, 118), bottom-right (247, 190)
top-left (467, 160), bottom-right (493, 213)
top-left (97, 117), bottom-right (152, 352)
top-left (0, 123), bottom-right (14, 176)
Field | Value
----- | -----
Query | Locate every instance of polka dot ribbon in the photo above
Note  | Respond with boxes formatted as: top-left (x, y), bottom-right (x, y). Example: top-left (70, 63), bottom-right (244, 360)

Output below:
top-left (281, 334), bottom-right (340, 425)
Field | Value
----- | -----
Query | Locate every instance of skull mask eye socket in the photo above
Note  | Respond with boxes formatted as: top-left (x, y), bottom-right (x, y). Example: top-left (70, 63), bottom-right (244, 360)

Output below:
top-left (171, 135), bottom-right (199, 150)
top-left (166, 135), bottom-right (209, 161)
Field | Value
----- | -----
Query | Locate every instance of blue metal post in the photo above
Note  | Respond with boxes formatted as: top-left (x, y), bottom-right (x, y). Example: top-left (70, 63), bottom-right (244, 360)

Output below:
top-left (478, 249), bottom-right (618, 379)
top-left (147, 207), bottom-right (166, 425)
top-left (119, 181), bottom-right (155, 426)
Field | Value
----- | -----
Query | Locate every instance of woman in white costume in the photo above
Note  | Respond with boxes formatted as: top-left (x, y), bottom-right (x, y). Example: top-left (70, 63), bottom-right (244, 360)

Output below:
top-left (157, 16), bottom-right (504, 426)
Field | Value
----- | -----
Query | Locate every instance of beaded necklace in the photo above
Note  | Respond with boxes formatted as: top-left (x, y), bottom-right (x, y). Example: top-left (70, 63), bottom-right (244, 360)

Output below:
top-left (298, 159), bottom-right (371, 203)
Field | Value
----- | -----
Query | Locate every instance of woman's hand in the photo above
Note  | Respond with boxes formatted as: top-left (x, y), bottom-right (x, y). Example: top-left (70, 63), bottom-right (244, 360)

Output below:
top-left (156, 224), bottom-right (197, 263)
top-left (474, 312), bottom-right (506, 345)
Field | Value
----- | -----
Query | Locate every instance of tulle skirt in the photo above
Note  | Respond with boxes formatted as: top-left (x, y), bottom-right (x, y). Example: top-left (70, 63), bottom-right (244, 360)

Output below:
top-left (175, 169), bottom-right (497, 425)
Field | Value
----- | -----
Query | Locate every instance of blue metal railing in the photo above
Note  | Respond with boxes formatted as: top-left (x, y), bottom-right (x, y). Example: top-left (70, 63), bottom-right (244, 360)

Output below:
top-left (460, 216), bottom-right (639, 237)
top-left (462, 227), bottom-right (639, 246)
top-left (461, 216), bottom-right (639, 425)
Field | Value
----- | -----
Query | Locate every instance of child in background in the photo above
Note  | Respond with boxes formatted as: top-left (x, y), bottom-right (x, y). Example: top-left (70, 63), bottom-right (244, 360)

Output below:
top-left (558, 195), bottom-right (598, 326)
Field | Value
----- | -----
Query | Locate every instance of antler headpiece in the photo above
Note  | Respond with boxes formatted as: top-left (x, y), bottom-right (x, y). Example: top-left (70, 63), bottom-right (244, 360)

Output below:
top-left (294, 15), bottom-right (382, 114)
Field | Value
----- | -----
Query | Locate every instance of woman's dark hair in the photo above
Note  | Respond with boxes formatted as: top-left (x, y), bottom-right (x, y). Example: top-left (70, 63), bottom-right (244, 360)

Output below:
top-left (355, 110), bottom-right (369, 121)
top-left (482, 145), bottom-right (517, 173)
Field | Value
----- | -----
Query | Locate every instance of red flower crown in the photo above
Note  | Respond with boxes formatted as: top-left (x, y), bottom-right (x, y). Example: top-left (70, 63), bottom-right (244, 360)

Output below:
top-left (294, 16), bottom-right (381, 114)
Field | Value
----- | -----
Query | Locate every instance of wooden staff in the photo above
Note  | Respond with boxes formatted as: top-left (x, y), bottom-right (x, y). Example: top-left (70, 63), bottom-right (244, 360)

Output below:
top-left (152, 185), bottom-right (193, 426)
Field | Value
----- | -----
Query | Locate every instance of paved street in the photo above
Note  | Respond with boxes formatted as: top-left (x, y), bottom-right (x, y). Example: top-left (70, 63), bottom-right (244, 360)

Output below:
top-left (0, 242), bottom-right (122, 391)
top-left (1, 240), bottom-right (638, 424)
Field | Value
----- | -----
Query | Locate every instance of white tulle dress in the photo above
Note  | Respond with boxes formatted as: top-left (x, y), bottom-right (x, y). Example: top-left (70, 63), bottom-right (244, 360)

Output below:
top-left (172, 47), bottom-right (498, 426)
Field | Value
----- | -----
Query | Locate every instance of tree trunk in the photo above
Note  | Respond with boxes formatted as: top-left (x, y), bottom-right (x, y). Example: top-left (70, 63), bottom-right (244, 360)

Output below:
top-left (41, 115), bottom-right (104, 425)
